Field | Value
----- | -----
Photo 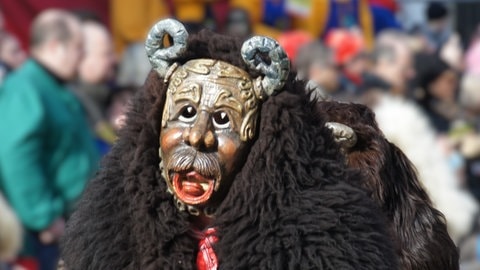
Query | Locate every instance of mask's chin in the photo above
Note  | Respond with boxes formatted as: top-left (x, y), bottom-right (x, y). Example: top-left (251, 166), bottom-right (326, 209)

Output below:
top-left (171, 170), bottom-right (216, 206)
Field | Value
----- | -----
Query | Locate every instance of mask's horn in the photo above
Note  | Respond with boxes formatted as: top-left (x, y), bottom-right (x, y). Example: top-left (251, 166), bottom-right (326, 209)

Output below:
top-left (145, 19), bottom-right (188, 77)
top-left (241, 36), bottom-right (290, 97)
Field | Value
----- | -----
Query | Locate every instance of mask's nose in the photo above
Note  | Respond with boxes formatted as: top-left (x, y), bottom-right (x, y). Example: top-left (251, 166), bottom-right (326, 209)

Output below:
top-left (183, 111), bottom-right (216, 149)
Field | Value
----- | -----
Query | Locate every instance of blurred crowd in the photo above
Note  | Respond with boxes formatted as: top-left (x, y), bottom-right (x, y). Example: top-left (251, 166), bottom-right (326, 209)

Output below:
top-left (0, 0), bottom-right (480, 269)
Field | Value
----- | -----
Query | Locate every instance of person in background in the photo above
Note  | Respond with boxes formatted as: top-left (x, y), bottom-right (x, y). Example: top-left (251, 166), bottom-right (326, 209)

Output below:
top-left (110, 0), bottom-right (168, 56)
top-left (359, 30), bottom-right (415, 97)
top-left (0, 32), bottom-right (26, 70)
top-left (325, 28), bottom-right (369, 97)
top-left (0, 32), bottom-right (26, 84)
top-left (361, 30), bottom-right (478, 244)
top-left (368, 0), bottom-right (401, 34)
top-left (452, 71), bottom-right (480, 270)
top-left (414, 54), bottom-right (460, 134)
top-left (229, 0), bottom-right (288, 38)
top-left (106, 86), bottom-right (134, 132)
top-left (290, 0), bottom-right (400, 50)
top-left (0, 9), bottom-right (99, 270)
top-left (224, 8), bottom-right (252, 39)
top-left (277, 30), bottom-right (313, 61)
top-left (413, 54), bottom-right (465, 187)
top-left (421, 1), bottom-right (452, 52)
top-left (294, 41), bottom-right (340, 101)
top-left (110, 0), bottom-right (168, 88)
top-left (169, 0), bottom-right (211, 33)
top-left (453, 74), bottom-right (480, 204)
top-left (73, 18), bottom-right (117, 155)
top-left (406, 25), bottom-right (436, 55)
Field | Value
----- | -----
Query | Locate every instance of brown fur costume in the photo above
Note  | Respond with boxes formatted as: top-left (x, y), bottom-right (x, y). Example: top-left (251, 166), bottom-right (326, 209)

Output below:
top-left (318, 101), bottom-right (459, 270)
top-left (61, 30), bottom-right (398, 269)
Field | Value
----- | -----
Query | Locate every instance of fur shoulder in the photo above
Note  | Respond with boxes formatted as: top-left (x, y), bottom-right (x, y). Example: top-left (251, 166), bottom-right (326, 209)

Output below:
top-left (214, 86), bottom-right (398, 269)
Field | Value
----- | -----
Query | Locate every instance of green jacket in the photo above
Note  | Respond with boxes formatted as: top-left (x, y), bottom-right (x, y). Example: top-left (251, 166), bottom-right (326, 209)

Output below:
top-left (0, 59), bottom-right (99, 231)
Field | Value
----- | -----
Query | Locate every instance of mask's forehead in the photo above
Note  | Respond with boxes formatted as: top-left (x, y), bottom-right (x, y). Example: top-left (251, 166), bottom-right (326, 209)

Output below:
top-left (169, 59), bottom-right (250, 87)
top-left (163, 59), bottom-right (260, 141)
top-left (180, 77), bottom-right (244, 112)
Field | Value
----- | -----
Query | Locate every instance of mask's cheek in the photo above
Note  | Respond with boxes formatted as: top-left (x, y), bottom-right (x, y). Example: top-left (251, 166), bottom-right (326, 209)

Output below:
top-left (160, 127), bottom-right (184, 155)
top-left (217, 135), bottom-right (247, 174)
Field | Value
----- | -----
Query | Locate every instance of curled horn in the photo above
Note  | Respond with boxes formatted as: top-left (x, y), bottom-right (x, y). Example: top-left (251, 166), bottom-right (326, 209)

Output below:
top-left (145, 19), bottom-right (188, 77)
top-left (241, 36), bottom-right (290, 97)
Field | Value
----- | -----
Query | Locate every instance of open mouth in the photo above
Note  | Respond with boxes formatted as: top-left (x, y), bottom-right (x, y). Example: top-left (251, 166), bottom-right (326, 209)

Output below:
top-left (171, 171), bottom-right (215, 205)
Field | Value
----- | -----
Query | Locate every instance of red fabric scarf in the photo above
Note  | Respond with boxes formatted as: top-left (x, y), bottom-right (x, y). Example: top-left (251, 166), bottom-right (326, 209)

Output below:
top-left (196, 227), bottom-right (218, 270)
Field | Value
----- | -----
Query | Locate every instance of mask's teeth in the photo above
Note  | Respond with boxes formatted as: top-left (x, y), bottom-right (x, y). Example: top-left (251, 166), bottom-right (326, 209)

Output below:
top-left (200, 183), bottom-right (209, 191)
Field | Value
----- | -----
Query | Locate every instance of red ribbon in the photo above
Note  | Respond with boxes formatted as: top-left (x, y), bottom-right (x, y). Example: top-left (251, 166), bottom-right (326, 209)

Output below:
top-left (196, 227), bottom-right (218, 270)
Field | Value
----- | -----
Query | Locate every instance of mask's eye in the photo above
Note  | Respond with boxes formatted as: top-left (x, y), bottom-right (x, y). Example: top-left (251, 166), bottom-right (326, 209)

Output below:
top-left (213, 111), bottom-right (230, 128)
top-left (178, 106), bottom-right (197, 122)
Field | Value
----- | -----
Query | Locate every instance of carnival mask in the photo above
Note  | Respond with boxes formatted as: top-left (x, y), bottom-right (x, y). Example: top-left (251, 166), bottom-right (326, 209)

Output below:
top-left (145, 19), bottom-right (290, 215)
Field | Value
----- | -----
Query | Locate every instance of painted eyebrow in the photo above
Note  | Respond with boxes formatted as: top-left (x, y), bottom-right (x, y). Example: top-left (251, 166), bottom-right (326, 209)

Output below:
top-left (213, 89), bottom-right (243, 115)
top-left (172, 83), bottom-right (202, 105)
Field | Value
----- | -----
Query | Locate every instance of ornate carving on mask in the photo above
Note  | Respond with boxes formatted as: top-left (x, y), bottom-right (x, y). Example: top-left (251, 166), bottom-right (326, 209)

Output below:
top-left (216, 62), bottom-right (247, 80)
top-left (170, 69), bottom-right (188, 89)
top-left (240, 110), bottom-right (257, 143)
top-left (184, 59), bottom-right (216, 75)
top-left (163, 59), bottom-right (260, 141)
top-left (213, 89), bottom-right (243, 119)
top-left (146, 18), bottom-right (291, 217)
top-left (237, 79), bottom-right (259, 141)
top-left (159, 59), bottom-right (261, 215)
top-left (162, 69), bottom-right (196, 128)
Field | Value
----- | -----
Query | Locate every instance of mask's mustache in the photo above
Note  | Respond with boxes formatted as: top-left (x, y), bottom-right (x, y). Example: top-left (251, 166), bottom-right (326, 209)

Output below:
top-left (167, 147), bottom-right (221, 180)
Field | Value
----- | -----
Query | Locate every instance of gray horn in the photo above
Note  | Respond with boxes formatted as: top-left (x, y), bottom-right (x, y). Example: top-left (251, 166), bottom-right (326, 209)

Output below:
top-left (241, 36), bottom-right (290, 96)
top-left (145, 19), bottom-right (188, 77)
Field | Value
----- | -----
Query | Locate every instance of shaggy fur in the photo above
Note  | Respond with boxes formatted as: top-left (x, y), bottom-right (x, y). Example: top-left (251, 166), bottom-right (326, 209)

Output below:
top-left (317, 101), bottom-right (459, 270)
top-left (61, 30), bottom-right (398, 269)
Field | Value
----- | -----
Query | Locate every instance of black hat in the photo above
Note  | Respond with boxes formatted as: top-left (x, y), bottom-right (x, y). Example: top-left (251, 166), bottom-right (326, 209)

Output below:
top-left (415, 53), bottom-right (451, 91)
top-left (427, 2), bottom-right (448, 21)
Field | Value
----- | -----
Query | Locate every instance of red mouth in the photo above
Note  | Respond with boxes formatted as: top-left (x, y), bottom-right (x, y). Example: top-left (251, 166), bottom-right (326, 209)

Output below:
top-left (172, 171), bottom-right (215, 205)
